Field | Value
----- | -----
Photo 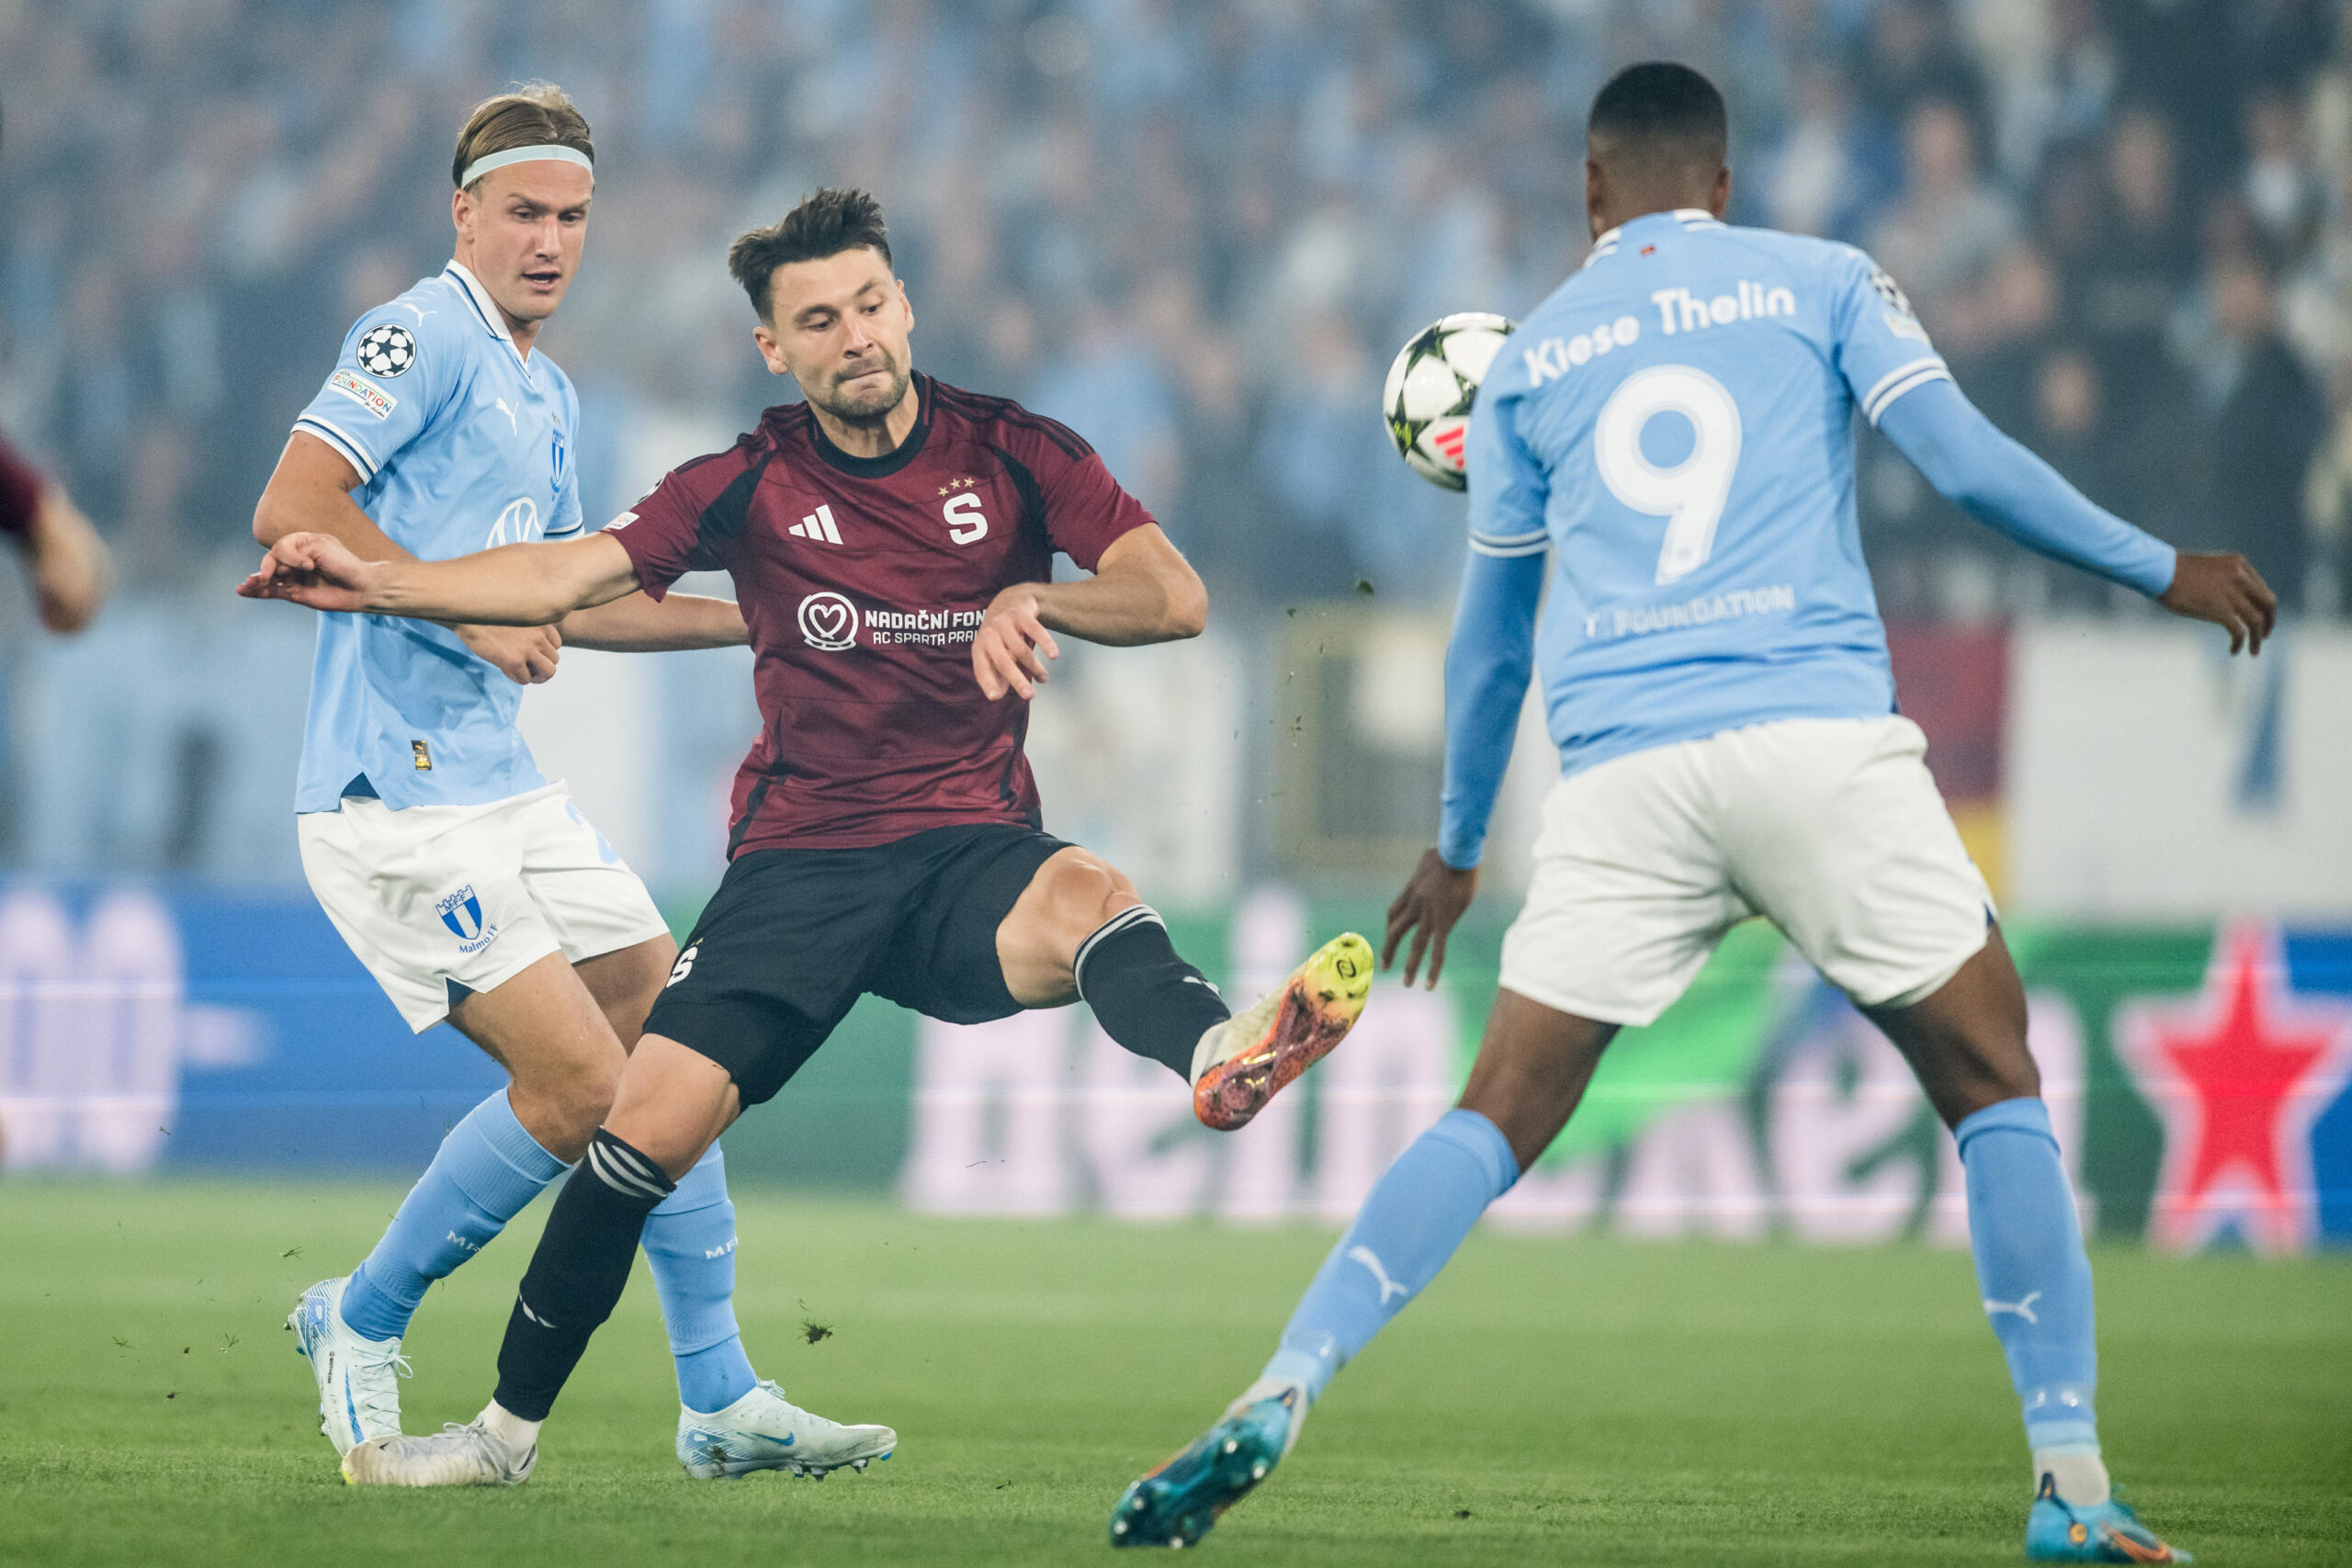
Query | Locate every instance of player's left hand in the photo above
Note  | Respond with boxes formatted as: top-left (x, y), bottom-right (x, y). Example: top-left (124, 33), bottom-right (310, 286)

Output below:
top-left (236, 531), bottom-right (383, 614)
top-left (1384, 848), bottom-right (1479, 989)
top-left (973, 585), bottom-right (1059, 701)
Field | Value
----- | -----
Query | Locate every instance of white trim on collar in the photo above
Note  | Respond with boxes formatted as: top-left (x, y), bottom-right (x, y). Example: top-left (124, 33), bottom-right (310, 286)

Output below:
top-left (1591, 207), bottom-right (1727, 251)
top-left (444, 261), bottom-right (535, 369)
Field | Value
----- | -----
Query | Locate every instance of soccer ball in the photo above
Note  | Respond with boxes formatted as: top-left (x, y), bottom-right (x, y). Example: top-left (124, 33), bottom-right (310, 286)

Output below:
top-left (1382, 312), bottom-right (1518, 491)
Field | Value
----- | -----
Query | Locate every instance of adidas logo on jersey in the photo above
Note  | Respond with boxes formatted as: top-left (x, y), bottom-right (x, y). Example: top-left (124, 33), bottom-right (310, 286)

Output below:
top-left (789, 504), bottom-right (844, 545)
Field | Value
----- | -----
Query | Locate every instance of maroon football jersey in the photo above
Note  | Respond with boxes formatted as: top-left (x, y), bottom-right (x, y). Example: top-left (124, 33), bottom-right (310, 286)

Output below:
top-left (611, 373), bottom-right (1156, 855)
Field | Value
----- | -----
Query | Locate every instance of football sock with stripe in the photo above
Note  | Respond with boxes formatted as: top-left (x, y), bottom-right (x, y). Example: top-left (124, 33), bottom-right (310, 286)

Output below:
top-left (1259, 1109), bottom-right (1520, 1402)
top-left (1956, 1096), bottom-right (2108, 1506)
top-left (492, 1128), bottom-right (675, 1423)
top-left (1072, 905), bottom-right (1230, 1079)
top-left (338, 1088), bottom-right (567, 1343)
top-left (642, 1143), bottom-right (759, 1414)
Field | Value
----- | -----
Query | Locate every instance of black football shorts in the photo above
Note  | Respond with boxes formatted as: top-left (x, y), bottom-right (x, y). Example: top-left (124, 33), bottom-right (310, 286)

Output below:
top-left (644, 822), bottom-right (1071, 1105)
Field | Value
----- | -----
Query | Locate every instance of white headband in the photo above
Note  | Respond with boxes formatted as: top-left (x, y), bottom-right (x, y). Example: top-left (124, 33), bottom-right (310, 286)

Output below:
top-left (460, 143), bottom-right (594, 188)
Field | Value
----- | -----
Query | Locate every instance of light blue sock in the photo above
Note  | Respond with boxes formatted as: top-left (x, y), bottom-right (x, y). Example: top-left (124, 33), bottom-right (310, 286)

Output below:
top-left (643, 1143), bottom-right (757, 1414)
top-left (1261, 1109), bottom-right (1520, 1402)
top-left (1957, 1098), bottom-right (2099, 1457)
top-left (339, 1088), bottom-right (567, 1342)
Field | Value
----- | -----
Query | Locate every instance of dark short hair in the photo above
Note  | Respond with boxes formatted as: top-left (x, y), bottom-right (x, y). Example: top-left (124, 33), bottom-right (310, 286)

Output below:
top-left (1588, 62), bottom-right (1728, 168)
top-left (729, 188), bottom-right (894, 321)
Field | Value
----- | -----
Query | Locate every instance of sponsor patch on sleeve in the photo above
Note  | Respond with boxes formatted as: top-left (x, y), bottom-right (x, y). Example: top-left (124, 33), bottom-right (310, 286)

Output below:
top-left (327, 368), bottom-right (398, 421)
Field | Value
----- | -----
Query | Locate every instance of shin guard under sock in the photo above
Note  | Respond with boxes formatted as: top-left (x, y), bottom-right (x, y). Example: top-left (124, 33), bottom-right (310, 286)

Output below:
top-left (1073, 906), bottom-right (1230, 1079)
top-left (492, 1129), bottom-right (675, 1422)
top-left (643, 1144), bottom-right (757, 1413)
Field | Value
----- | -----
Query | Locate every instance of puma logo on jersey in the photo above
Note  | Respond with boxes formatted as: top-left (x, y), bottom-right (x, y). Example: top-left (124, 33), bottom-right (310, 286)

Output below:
top-left (790, 504), bottom-right (844, 545)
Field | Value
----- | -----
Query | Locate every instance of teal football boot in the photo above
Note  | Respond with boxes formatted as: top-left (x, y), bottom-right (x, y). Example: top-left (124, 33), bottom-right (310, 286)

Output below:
top-left (1110, 1382), bottom-right (1302, 1549)
top-left (2027, 1474), bottom-right (2192, 1562)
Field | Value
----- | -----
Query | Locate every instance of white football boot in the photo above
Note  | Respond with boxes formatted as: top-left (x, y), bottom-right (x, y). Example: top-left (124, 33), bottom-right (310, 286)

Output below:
top-left (286, 1277), bottom-right (409, 1458)
top-left (676, 1380), bottom-right (897, 1480)
top-left (342, 1416), bottom-right (536, 1488)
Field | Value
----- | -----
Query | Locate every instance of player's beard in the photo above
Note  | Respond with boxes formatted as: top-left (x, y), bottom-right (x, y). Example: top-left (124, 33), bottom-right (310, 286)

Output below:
top-left (813, 350), bottom-right (911, 425)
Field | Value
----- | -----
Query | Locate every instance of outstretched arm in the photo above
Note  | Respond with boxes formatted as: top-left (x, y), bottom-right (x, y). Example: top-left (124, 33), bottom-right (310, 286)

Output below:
top-left (559, 590), bottom-right (748, 652)
top-left (240, 529), bottom-right (642, 626)
top-left (1878, 378), bottom-right (2278, 652)
top-left (251, 432), bottom-right (565, 682)
top-left (1383, 543), bottom-right (1545, 988)
top-left (970, 524), bottom-right (1207, 700)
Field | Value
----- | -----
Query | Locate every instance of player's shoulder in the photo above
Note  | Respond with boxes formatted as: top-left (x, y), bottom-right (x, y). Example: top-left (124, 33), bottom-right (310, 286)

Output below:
top-left (340, 270), bottom-right (479, 380)
top-left (922, 376), bottom-right (1096, 466)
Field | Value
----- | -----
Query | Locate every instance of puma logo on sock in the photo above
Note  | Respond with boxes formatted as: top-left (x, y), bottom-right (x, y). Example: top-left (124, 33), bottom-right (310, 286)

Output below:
top-left (1984, 1291), bottom-right (2041, 1324)
top-left (1348, 1246), bottom-right (1410, 1303)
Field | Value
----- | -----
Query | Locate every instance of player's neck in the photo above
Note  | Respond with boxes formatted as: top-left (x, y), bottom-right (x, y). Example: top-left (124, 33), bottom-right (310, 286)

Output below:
top-left (809, 381), bottom-right (921, 459)
top-left (448, 252), bottom-right (543, 358)
top-left (1589, 197), bottom-right (1717, 236)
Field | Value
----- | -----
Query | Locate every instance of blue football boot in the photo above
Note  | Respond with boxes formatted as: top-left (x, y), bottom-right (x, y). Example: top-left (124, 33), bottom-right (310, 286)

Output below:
top-left (1110, 1382), bottom-right (1303, 1549)
top-left (2027, 1473), bottom-right (2193, 1562)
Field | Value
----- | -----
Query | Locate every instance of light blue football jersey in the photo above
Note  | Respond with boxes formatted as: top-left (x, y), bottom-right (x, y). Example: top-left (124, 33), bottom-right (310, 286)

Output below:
top-left (289, 262), bottom-right (583, 813)
top-left (1467, 208), bottom-right (1953, 776)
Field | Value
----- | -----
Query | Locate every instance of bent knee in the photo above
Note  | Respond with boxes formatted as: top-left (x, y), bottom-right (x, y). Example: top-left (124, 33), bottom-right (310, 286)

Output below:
top-left (1037, 852), bottom-right (1139, 932)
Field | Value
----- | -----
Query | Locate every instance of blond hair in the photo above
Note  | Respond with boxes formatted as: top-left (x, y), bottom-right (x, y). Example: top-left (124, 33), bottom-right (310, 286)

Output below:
top-left (451, 83), bottom-right (594, 190)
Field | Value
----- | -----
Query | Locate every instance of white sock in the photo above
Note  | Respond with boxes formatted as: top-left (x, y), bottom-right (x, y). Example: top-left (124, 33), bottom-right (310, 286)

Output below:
top-left (2035, 1446), bottom-right (2109, 1506)
top-left (480, 1399), bottom-right (542, 1455)
top-left (1188, 1021), bottom-right (1226, 1087)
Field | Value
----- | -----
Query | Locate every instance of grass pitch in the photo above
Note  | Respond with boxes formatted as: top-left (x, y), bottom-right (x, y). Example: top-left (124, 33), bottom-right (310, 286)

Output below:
top-left (0, 1183), bottom-right (2346, 1567)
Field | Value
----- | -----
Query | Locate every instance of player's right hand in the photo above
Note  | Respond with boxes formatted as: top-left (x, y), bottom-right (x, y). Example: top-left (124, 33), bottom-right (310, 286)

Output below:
top-left (453, 622), bottom-right (562, 684)
top-left (237, 530), bottom-right (381, 614)
top-left (1383, 848), bottom-right (1479, 989)
top-left (2159, 550), bottom-right (2277, 655)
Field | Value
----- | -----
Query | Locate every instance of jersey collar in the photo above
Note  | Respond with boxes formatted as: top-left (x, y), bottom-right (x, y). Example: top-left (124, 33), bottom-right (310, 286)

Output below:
top-left (803, 371), bottom-right (933, 479)
top-left (444, 261), bottom-right (536, 376)
top-left (1587, 207), bottom-right (1727, 262)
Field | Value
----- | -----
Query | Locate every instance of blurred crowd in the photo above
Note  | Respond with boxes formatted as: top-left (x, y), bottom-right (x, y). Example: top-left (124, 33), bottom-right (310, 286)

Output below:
top-left (4, 0), bottom-right (2352, 613)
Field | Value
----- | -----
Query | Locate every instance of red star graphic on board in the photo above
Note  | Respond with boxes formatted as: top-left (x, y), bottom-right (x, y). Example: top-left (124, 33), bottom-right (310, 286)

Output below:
top-left (2116, 924), bottom-right (2352, 1255)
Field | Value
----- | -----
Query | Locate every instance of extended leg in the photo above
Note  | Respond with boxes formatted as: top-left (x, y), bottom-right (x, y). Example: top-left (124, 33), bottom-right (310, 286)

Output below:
top-left (1111, 989), bottom-right (1612, 1548)
top-left (576, 938), bottom-right (759, 1417)
top-left (998, 846), bottom-right (1373, 1130)
top-left (1265, 989), bottom-right (1614, 1396)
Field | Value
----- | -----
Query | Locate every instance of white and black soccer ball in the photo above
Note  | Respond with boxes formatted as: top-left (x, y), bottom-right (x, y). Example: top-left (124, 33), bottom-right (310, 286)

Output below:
top-left (1382, 311), bottom-right (1518, 491)
top-left (356, 322), bottom-right (418, 378)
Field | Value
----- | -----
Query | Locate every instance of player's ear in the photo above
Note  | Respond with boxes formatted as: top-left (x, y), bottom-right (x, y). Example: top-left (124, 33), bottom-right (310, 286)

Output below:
top-left (751, 321), bottom-right (787, 377)
top-left (1710, 164), bottom-right (1732, 220)
top-left (897, 278), bottom-right (913, 333)
top-left (1584, 157), bottom-right (1607, 239)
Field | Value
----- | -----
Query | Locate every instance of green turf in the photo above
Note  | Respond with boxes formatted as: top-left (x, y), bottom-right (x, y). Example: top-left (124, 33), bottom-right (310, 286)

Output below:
top-left (1, 1184), bottom-right (2345, 1566)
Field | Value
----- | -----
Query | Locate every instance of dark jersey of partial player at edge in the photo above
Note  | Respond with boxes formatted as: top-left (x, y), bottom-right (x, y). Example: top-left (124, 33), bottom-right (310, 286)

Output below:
top-left (609, 372), bottom-right (1154, 856)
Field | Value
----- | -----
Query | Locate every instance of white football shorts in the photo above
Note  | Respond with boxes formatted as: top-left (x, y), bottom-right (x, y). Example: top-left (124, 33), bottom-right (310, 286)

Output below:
top-left (1498, 716), bottom-right (1995, 1026)
top-left (298, 782), bottom-right (672, 1032)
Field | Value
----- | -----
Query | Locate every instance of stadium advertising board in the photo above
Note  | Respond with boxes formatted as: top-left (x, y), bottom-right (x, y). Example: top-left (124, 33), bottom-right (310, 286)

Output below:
top-left (2, 879), bottom-right (2346, 1255)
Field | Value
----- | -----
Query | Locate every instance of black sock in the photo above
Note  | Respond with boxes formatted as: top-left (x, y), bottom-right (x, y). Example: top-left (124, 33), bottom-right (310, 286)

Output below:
top-left (1073, 906), bottom-right (1230, 1080)
top-left (491, 1128), bottom-right (675, 1422)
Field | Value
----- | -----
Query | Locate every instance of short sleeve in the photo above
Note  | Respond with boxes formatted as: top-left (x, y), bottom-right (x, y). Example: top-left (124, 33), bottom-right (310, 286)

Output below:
top-left (1034, 440), bottom-right (1155, 571)
top-left (602, 461), bottom-right (729, 600)
top-left (1465, 392), bottom-right (1550, 558)
top-left (292, 302), bottom-right (458, 482)
top-left (1830, 248), bottom-right (1952, 427)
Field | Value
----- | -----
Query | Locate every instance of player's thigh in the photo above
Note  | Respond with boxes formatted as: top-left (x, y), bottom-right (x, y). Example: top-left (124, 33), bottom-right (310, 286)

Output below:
top-left (1718, 716), bottom-right (1994, 1010)
top-left (446, 948), bottom-right (628, 1113)
top-left (297, 795), bottom-right (565, 1035)
top-left (875, 826), bottom-right (1079, 1019)
top-left (643, 847), bottom-right (896, 1110)
top-left (1498, 747), bottom-right (1747, 1029)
